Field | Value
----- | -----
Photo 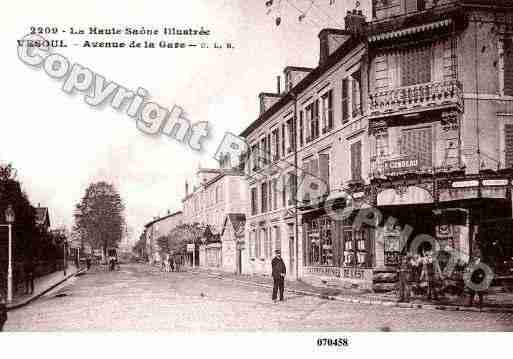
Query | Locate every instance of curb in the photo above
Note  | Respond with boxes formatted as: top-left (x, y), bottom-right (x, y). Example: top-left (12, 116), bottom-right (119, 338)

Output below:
top-left (202, 271), bottom-right (513, 314)
top-left (6, 268), bottom-right (87, 311)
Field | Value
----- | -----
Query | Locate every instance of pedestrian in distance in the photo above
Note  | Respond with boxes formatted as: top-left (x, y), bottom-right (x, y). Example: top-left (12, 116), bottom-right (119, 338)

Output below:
top-left (271, 249), bottom-right (286, 303)
top-left (420, 251), bottom-right (442, 301)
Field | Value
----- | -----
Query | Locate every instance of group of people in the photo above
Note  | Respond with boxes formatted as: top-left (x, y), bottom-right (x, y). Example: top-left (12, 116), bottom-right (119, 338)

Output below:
top-left (397, 252), bottom-right (487, 306)
top-left (161, 254), bottom-right (181, 273)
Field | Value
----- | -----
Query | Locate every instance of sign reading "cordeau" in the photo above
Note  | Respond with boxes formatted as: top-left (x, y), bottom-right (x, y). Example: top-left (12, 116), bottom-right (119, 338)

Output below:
top-left (383, 157), bottom-right (419, 174)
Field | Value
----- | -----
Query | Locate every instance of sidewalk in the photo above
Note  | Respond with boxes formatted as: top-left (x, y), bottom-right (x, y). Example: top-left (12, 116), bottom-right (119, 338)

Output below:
top-left (6, 264), bottom-right (84, 311)
top-left (193, 268), bottom-right (513, 313)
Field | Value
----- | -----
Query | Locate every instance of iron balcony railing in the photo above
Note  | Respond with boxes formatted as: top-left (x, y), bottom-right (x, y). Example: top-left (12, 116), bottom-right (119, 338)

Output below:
top-left (369, 79), bottom-right (463, 115)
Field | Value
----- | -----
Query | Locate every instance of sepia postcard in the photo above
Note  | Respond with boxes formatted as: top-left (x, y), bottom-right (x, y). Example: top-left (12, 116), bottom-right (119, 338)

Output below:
top-left (1, 0), bottom-right (513, 357)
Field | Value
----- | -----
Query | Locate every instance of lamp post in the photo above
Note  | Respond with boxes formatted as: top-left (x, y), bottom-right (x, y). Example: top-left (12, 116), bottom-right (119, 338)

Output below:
top-left (4, 205), bottom-right (15, 303)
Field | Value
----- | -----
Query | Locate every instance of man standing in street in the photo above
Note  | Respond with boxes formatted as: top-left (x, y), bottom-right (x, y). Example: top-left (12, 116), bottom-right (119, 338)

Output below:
top-left (271, 249), bottom-right (286, 302)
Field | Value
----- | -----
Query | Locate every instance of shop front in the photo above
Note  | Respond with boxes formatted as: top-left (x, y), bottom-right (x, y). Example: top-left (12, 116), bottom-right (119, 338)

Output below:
top-left (301, 209), bottom-right (375, 290)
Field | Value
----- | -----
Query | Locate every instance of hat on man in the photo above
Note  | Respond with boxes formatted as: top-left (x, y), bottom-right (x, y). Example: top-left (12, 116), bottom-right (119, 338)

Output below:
top-left (275, 249), bottom-right (281, 254)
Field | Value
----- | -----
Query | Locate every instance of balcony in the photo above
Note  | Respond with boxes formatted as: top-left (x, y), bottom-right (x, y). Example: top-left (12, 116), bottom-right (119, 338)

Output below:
top-left (368, 80), bottom-right (462, 117)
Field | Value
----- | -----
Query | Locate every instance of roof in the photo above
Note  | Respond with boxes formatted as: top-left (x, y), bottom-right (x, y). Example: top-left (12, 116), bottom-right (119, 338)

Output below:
top-left (34, 207), bottom-right (50, 227)
top-left (221, 213), bottom-right (246, 238)
top-left (144, 210), bottom-right (183, 228)
top-left (240, 35), bottom-right (362, 138)
top-left (182, 168), bottom-right (245, 202)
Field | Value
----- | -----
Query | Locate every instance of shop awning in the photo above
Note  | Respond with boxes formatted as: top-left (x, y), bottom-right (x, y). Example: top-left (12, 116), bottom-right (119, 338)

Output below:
top-left (368, 19), bottom-right (452, 43)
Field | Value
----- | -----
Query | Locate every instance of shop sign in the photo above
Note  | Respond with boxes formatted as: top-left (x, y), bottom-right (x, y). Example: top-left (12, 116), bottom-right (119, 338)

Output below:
top-left (482, 179), bottom-right (508, 186)
top-left (383, 157), bottom-right (418, 175)
top-left (452, 180), bottom-right (479, 188)
top-left (186, 243), bottom-right (195, 252)
top-left (342, 268), bottom-right (366, 280)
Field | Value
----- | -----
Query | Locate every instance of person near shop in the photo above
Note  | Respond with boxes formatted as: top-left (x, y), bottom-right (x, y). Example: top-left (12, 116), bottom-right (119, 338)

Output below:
top-left (397, 256), bottom-right (412, 302)
top-left (24, 259), bottom-right (35, 295)
top-left (420, 252), bottom-right (442, 300)
top-left (271, 249), bottom-right (286, 302)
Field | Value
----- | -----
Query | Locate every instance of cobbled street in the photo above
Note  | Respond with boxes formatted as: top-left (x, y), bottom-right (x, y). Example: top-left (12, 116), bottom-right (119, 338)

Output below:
top-left (4, 264), bottom-right (513, 331)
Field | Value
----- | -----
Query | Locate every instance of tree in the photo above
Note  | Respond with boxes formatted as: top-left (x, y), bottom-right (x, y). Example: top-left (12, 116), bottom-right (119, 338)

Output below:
top-left (74, 182), bottom-right (125, 258)
top-left (158, 222), bottom-right (206, 254)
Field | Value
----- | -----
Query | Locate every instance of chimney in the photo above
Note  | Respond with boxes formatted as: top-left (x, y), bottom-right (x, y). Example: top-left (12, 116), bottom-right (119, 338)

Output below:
top-left (344, 9), bottom-right (366, 37)
top-left (259, 92), bottom-right (282, 115)
top-left (318, 29), bottom-right (351, 65)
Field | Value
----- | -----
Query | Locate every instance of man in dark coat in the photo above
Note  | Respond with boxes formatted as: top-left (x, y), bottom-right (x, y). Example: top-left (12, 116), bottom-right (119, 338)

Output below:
top-left (271, 249), bottom-right (286, 302)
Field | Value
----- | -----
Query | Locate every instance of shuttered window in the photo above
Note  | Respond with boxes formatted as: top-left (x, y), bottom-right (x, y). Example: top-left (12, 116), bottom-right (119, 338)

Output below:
top-left (504, 39), bottom-right (513, 96)
top-left (405, 0), bottom-right (418, 13)
top-left (342, 78), bottom-right (349, 123)
top-left (505, 124), bottom-right (513, 168)
top-left (401, 47), bottom-right (431, 86)
top-left (302, 161), bottom-right (311, 202)
top-left (261, 182), bottom-right (268, 213)
top-left (311, 99), bottom-right (320, 140)
top-left (251, 187), bottom-right (258, 215)
top-left (319, 153), bottom-right (330, 192)
top-left (400, 127), bottom-right (433, 167)
top-left (351, 141), bottom-right (362, 181)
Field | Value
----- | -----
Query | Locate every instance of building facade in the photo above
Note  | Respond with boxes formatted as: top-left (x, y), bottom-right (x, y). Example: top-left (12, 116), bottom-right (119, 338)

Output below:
top-left (144, 211), bottom-right (183, 264)
top-left (239, 0), bottom-right (513, 290)
top-left (182, 168), bottom-right (249, 269)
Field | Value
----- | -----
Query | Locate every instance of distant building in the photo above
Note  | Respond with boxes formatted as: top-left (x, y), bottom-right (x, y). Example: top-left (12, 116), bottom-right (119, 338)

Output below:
top-left (144, 211), bottom-right (183, 264)
top-left (182, 167), bottom-right (249, 269)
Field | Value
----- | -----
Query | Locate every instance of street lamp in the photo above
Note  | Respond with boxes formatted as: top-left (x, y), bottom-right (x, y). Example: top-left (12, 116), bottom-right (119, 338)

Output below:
top-left (3, 205), bottom-right (15, 303)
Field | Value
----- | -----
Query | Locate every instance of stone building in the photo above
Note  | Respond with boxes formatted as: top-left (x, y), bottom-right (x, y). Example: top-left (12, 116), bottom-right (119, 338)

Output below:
top-left (238, 0), bottom-right (513, 289)
top-left (144, 211), bottom-right (183, 264)
top-left (182, 168), bottom-right (249, 269)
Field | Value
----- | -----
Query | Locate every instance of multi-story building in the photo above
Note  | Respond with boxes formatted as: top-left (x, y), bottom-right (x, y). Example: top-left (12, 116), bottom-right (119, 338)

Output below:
top-left (240, 0), bottom-right (513, 289)
top-left (182, 167), bottom-right (249, 269)
top-left (240, 9), bottom-right (371, 286)
top-left (144, 211), bottom-right (183, 264)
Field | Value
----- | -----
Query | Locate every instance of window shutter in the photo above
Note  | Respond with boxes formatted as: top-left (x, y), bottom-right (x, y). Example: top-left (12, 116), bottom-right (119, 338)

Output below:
top-left (505, 124), bottom-right (513, 167)
top-left (282, 124), bottom-right (286, 156)
top-left (303, 161), bottom-right (311, 201)
top-left (351, 141), bottom-right (362, 180)
top-left (319, 153), bottom-right (330, 191)
top-left (327, 90), bottom-right (333, 129)
top-left (504, 39), bottom-right (513, 96)
top-left (299, 111), bottom-right (304, 146)
top-left (342, 78), bottom-right (349, 123)
top-left (400, 127), bottom-right (433, 167)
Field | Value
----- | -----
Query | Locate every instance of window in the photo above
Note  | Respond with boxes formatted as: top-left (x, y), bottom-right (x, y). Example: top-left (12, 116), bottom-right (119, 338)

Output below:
top-left (342, 78), bottom-right (349, 123)
top-left (272, 128), bottom-right (280, 161)
top-left (268, 180), bottom-right (272, 212)
top-left (306, 216), bottom-right (333, 266)
top-left (287, 172), bottom-right (297, 205)
top-left (311, 99), bottom-right (320, 140)
top-left (263, 228), bottom-right (269, 259)
top-left (321, 90), bottom-right (334, 132)
top-left (251, 143), bottom-right (259, 171)
top-left (281, 124), bottom-right (286, 156)
top-left (274, 226), bottom-right (281, 252)
top-left (400, 126), bottom-right (433, 168)
top-left (256, 230), bottom-right (261, 258)
top-left (261, 182), bottom-right (268, 213)
top-left (305, 103), bottom-right (313, 142)
top-left (342, 222), bottom-right (371, 268)
top-left (319, 153), bottom-right (330, 192)
top-left (505, 124), bottom-right (513, 168)
top-left (503, 38), bottom-right (513, 96)
top-left (351, 70), bottom-right (362, 118)
top-left (375, 133), bottom-right (389, 158)
top-left (299, 110), bottom-right (304, 147)
top-left (249, 231), bottom-right (255, 258)
top-left (282, 176), bottom-right (287, 207)
top-left (350, 141), bottom-right (362, 181)
top-left (272, 178), bottom-right (278, 210)
top-left (251, 187), bottom-right (258, 215)
top-left (286, 119), bottom-right (293, 153)
top-left (401, 47), bottom-right (431, 86)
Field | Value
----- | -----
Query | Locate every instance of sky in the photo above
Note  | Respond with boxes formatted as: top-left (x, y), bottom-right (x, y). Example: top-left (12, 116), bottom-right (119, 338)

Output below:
top-left (1, 0), bottom-right (370, 245)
